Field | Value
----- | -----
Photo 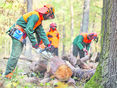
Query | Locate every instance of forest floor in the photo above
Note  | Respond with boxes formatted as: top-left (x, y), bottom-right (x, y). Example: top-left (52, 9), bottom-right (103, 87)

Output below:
top-left (0, 55), bottom-right (84, 88)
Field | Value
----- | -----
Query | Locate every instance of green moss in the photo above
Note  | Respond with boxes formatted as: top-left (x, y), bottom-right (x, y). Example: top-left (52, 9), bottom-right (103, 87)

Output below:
top-left (84, 64), bottom-right (103, 88)
top-left (84, 4), bottom-right (110, 87)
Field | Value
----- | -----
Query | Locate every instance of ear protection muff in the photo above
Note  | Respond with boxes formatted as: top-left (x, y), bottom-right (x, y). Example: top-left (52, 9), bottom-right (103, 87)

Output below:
top-left (94, 37), bottom-right (98, 43)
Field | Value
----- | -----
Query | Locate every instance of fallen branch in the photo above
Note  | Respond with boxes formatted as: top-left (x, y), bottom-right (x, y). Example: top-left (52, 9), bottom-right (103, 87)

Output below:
top-left (3, 56), bottom-right (33, 62)
top-left (66, 61), bottom-right (96, 82)
top-left (80, 55), bottom-right (91, 62)
top-left (90, 52), bottom-right (100, 62)
top-left (62, 54), bottom-right (91, 69)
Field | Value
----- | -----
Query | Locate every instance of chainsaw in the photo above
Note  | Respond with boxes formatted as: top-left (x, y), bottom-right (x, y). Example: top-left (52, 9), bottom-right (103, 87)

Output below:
top-left (35, 47), bottom-right (54, 60)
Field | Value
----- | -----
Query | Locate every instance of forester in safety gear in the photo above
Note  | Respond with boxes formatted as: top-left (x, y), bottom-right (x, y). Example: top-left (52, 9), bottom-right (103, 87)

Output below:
top-left (46, 23), bottom-right (59, 56)
top-left (4, 4), bottom-right (55, 78)
top-left (73, 32), bottom-right (98, 58)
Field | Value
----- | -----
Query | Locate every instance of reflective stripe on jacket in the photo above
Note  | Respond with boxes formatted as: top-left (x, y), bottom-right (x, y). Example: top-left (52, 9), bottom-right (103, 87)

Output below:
top-left (46, 29), bottom-right (59, 48)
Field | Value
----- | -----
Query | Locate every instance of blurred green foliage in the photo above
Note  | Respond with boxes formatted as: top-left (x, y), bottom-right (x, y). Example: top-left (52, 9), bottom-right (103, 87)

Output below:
top-left (0, 0), bottom-right (102, 57)
top-left (0, 0), bottom-right (103, 87)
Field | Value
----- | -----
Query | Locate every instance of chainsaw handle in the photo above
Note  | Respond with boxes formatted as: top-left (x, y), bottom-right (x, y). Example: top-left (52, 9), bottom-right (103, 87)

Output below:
top-left (39, 47), bottom-right (50, 53)
top-left (39, 48), bottom-right (46, 53)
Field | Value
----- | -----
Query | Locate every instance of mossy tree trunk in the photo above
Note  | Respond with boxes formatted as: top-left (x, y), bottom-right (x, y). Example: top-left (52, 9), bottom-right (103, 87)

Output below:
top-left (85, 0), bottom-right (117, 88)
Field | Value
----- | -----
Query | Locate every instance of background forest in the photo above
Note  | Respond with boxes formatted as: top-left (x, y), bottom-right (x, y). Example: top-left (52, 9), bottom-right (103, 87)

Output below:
top-left (0, 0), bottom-right (103, 88)
top-left (0, 0), bottom-right (102, 58)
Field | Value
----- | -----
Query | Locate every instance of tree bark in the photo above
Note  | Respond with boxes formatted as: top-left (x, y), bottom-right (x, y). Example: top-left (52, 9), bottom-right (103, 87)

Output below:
top-left (70, 0), bottom-right (74, 52)
top-left (27, 0), bottom-right (32, 12)
top-left (105, 0), bottom-right (117, 87)
top-left (85, 0), bottom-right (117, 88)
top-left (80, 0), bottom-right (90, 33)
top-left (62, 14), bottom-right (66, 56)
top-left (21, 0), bottom-right (26, 15)
top-left (24, 0), bottom-right (33, 59)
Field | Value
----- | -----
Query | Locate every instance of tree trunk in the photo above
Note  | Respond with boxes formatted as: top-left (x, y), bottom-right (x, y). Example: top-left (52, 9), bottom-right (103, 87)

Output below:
top-left (85, 0), bottom-right (117, 88)
top-left (62, 14), bottom-right (66, 56)
top-left (70, 0), bottom-right (74, 52)
top-left (27, 0), bottom-right (32, 12)
top-left (105, 0), bottom-right (117, 87)
top-left (24, 0), bottom-right (33, 59)
top-left (80, 0), bottom-right (90, 33)
top-left (21, 0), bottom-right (26, 15)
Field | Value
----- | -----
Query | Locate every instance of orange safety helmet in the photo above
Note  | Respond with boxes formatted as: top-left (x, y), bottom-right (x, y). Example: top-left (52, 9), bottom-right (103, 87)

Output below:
top-left (35, 4), bottom-right (55, 19)
top-left (44, 4), bottom-right (55, 15)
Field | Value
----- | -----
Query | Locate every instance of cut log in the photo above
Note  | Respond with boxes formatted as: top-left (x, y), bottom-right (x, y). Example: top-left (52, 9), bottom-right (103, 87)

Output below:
top-left (28, 55), bottom-right (95, 82)
top-left (66, 61), bottom-right (95, 82)
top-left (80, 55), bottom-right (91, 62)
top-left (90, 52), bottom-right (100, 62)
top-left (78, 61), bottom-right (91, 69)
top-left (29, 56), bottom-right (73, 82)
top-left (73, 68), bottom-right (96, 82)
top-left (62, 54), bottom-right (77, 66)
top-left (62, 54), bottom-right (92, 69)
top-left (86, 62), bottom-right (99, 69)
top-left (47, 56), bottom-right (73, 81)
top-left (29, 59), bottom-right (47, 73)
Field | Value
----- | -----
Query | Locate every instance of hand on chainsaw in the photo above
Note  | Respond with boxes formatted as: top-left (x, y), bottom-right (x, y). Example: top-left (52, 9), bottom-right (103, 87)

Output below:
top-left (32, 43), bottom-right (39, 49)
top-left (83, 48), bottom-right (88, 55)
top-left (46, 44), bottom-right (52, 51)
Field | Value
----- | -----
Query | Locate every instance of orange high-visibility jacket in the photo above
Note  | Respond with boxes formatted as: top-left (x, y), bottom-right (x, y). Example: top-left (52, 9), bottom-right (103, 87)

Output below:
top-left (23, 11), bottom-right (43, 30)
top-left (9, 11), bottom-right (44, 44)
top-left (80, 33), bottom-right (92, 43)
top-left (46, 28), bottom-right (59, 48)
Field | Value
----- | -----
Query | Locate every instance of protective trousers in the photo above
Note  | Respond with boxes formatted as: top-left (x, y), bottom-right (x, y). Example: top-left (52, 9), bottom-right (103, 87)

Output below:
top-left (72, 44), bottom-right (84, 58)
top-left (5, 38), bottom-right (24, 75)
top-left (52, 48), bottom-right (58, 56)
top-left (50, 45), bottom-right (58, 56)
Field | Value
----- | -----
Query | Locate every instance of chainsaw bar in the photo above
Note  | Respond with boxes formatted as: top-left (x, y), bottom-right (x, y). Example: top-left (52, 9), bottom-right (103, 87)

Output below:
top-left (35, 48), bottom-right (54, 60)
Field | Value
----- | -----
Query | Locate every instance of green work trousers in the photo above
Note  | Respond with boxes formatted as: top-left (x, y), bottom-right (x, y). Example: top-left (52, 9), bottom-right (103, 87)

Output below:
top-left (72, 44), bottom-right (85, 58)
top-left (5, 38), bottom-right (24, 75)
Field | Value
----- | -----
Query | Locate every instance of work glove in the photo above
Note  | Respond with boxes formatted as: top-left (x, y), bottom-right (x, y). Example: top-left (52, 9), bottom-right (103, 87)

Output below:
top-left (32, 44), bottom-right (39, 49)
top-left (50, 45), bottom-right (55, 52)
top-left (83, 48), bottom-right (88, 55)
top-left (46, 44), bottom-right (52, 51)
